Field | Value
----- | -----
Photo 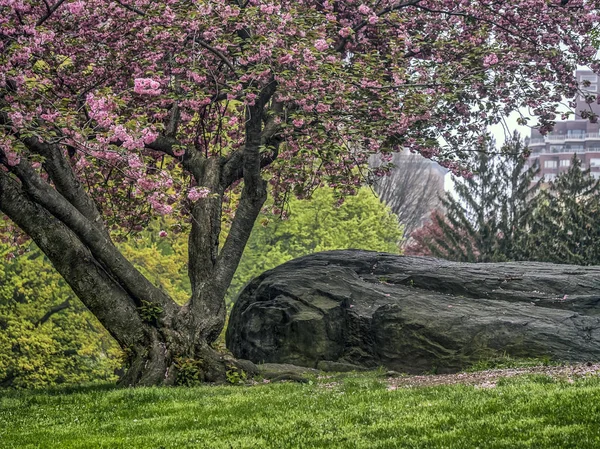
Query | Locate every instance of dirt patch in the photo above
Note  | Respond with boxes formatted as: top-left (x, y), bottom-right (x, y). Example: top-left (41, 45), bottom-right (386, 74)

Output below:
top-left (385, 363), bottom-right (600, 390)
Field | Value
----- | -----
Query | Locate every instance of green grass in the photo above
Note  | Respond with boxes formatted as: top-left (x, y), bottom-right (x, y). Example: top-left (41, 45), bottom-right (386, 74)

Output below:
top-left (2, 374), bottom-right (600, 448)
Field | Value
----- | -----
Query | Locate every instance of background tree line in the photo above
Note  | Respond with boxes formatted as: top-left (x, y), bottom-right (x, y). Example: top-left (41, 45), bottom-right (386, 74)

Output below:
top-left (405, 133), bottom-right (600, 266)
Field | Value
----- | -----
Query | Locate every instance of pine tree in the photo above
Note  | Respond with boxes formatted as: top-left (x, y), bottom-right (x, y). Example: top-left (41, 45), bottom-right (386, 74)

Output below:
top-left (522, 154), bottom-right (600, 265)
top-left (406, 133), bottom-right (539, 262)
top-left (496, 135), bottom-right (541, 261)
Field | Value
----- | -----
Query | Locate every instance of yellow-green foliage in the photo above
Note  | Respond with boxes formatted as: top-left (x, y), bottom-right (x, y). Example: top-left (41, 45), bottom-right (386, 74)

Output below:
top-left (227, 187), bottom-right (403, 301)
top-left (0, 244), bottom-right (122, 389)
top-left (118, 220), bottom-right (191, 305)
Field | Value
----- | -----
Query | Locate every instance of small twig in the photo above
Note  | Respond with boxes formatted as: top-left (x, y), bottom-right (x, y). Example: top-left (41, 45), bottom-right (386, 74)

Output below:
top-left (35, 300), bottom-right (70, 327)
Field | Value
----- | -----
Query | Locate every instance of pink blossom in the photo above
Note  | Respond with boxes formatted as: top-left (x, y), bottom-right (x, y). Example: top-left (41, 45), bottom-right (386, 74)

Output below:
top-left (315, 103), bottom-right (330, 113)
top-left (315, 39), bottom-right (329, 52)
top-left (68, 1), bottom-right (84, 15)
top-left (292, 118), bottom-right (304, 128)
top-left (141, 128), bottom-right (158, 145)
top-left (5, 150), bottom-right (20, 167)
top-left (158, 230), bottom-right (168, 238)
top-left (483, 54), bottom-right (499, 67)
top-left (260, 4), bottom-right (277, 14)
top-left (8, 111), bottom-right (24, 128)
top-left (339, 27), bottom-right (353, 38)
top-left (368, 15), bottom-right (379, 25)
top-left (279, 54), bottom-right (294, 64)
top-left (128, 154), bottom-right (143, 169)
top-left (246, 92), bottom-right (257, 106)
top-left (358, 4), bottom-right (371, 15)
top-left (172, 148), bottom-right (185, 157)
top-left (133, 78), bottom-right (161, 95)
top-left (148, 193), bottom-right (173, 215)
top-left (188, 187), bottom-right (211, 201)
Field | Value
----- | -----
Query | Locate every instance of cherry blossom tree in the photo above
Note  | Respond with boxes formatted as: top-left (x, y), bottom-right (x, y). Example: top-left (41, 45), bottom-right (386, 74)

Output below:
top-left (1, 0), bottom-right (598, 385)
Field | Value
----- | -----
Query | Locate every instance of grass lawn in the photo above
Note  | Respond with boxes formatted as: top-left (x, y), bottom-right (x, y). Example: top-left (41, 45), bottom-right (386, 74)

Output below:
top-left (2, 372), bottom-right (600, 448)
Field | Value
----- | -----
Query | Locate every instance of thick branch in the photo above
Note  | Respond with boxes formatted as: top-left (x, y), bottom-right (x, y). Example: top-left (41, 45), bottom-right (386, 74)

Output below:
top-left (221, 82), bottom-right (279, 188)
top-left (213, 178), bottom-right (267, 292)
top-left (207, 83), bottom-right (274, 297)
top-left (146, 135), bottom-right (205, 181)
top-left (188, 157), bottom-right (222, 295)
top-left (220, 147), bottom-right (280, 189)
top-left (22, 137), bottom-right (109, 237)
top-left (6, 157), bottom-right (178, 316)
top-left (0, 170), bottom-right (147, 347)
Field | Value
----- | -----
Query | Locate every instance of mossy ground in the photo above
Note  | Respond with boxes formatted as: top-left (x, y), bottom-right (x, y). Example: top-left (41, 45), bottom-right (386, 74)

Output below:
top-left (2, 370), bottom-right (600, 448)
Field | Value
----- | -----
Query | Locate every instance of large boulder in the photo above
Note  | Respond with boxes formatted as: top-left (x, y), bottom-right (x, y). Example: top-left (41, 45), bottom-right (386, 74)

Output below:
top-left (226, 250), bottom-right (600, 373)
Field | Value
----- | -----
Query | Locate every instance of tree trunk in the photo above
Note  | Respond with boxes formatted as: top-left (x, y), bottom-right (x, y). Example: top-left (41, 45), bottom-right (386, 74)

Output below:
top-left (0, 81), bottom-right (274, 385)
top-left (116, 316), bottom-right (251, 386)
top-left (0, 165), bottom-right (264, 385)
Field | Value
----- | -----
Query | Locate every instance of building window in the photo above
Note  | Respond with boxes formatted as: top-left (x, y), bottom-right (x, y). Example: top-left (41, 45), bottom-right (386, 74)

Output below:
top-left (550, 145), bottom-right (564, 153)
top-left (560, 159), bottom-right (571, 167)
top-left (581, 75), bottom-right (598, 83)
top-left (545, 174), bottom-right (557, 181)
top-left (544, 160), bottom-right (557, 169)
top-left (566, 145), bottom-right (584, 153)
top-left (590, 158), bottom-right (600, 168)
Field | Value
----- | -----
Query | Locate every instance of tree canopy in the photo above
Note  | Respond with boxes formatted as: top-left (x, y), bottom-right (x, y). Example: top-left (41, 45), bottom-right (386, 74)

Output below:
top-left (1, 0), bottom-right (599, 385)
top-left (229, 187), bottom-right (402, 300)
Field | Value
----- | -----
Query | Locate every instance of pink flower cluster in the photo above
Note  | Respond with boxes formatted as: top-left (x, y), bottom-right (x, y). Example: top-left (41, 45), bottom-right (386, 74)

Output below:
top-left (483, 54), bottom-right (499, 67)
top-left (68, 1), bottom-right (84, 15)
top-left (314, 39), bottom-right (329, 52)
top-left (133, 78), bottom-right (161, 96)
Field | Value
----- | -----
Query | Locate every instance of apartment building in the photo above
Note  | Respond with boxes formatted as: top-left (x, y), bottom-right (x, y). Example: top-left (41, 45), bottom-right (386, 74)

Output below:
top-left (526, 70), bottom-right (600, 182)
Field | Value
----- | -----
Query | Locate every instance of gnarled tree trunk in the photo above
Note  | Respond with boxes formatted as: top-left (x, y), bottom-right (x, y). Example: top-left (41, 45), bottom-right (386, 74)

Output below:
top-left (0, 87), bottom-right (277, 386)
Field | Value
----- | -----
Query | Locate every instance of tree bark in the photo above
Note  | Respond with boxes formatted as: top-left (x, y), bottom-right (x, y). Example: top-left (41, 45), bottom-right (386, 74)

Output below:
top-left (0, 78), bottom-right (276, 386)
top-left (0, 161), bottom-right (243, 386)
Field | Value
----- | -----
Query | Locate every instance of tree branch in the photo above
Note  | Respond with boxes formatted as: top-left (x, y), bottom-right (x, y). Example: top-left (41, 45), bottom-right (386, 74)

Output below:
top-left (114, 0), bottom-right (146, 16)
top-left (194, 39), bottom-right (237, 75)
top-left (21, 136), bottom-right (109, 237)
top-left (36, 0), bottom-right (67, 26)
top-left (145, 135), bottom-right (205, 181)
top-left (0, 170), bottom-right (148, 348)
top-left (35, 300), bottom-right (70, 327)
top-left (4, 155), bottom-right (178, 316)
top-left (335, 0), bottom-right (423, 52)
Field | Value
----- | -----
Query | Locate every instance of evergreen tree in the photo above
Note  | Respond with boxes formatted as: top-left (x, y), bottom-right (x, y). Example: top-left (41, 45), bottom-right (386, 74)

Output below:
top-left (405, 133), bottom-right (539, 262)
top-left (522, 154), bottom-right (600, 265)
top-left (496, 136), bottom-right (541, 261)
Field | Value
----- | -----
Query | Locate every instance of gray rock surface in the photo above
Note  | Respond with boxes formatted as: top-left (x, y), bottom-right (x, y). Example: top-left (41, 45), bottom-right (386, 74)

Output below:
top-left (226, 250), bottom-right (600, 373)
